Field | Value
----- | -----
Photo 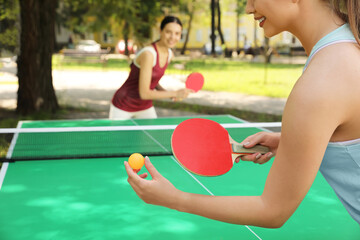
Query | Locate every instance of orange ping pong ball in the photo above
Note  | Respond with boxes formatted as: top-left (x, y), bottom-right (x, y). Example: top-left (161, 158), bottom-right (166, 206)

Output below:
top-left (128, 153), bottom-right (145, 172)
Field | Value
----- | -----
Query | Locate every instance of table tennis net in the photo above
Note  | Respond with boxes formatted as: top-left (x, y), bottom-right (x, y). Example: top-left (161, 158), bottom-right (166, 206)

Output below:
top-left (0, 126), bottom-right (176, 161)
top-left (0, 122), bottom-right (281, 162)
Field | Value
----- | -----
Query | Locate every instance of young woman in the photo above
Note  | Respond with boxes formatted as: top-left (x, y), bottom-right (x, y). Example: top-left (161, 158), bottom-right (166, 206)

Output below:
top-left (125, 0), bottom-right (360, 227)
top-left (110, 16), bottom-right (192, 119)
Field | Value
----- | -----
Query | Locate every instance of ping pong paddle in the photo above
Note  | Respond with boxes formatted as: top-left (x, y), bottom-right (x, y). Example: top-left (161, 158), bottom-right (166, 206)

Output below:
top-left (171, 118), bottom-right (269, 176)
top-left (185, 72), bottom-right (204, 92)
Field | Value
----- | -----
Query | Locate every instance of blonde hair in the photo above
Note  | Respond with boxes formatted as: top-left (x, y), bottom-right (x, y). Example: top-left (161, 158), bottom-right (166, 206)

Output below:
top-left (328, 0), bottom-right (360, 44)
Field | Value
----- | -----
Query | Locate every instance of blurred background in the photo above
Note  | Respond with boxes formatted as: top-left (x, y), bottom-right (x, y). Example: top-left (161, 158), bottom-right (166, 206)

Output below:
top-left (0, 0), bottom-right (305, 122)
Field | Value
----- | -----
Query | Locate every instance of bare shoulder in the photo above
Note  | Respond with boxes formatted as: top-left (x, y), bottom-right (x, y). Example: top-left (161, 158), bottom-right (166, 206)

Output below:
top-left (138, 45), bottom-right (155, 57)
top-left (136, 47), bottom-right (155, 67)
top-left (295, 43), bottom-right (359, 100)
top-left (306, 42), bottom-right (360, 85)
top-left (285, 42), bottom-right (360, 140)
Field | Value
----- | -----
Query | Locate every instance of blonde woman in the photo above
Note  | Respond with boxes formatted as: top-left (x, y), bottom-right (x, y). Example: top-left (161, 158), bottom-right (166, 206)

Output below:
top-left (125, 0), bottom-right (360, 227)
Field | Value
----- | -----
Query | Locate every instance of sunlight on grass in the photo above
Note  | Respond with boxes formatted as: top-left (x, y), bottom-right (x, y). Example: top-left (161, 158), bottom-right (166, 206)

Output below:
top-left (172, 59), bottom-right (303, 98)
top-left (52, 55), bottom-right (303, 98)
top-left (52, 54), bottom-right (130, 71)
top-left (0, 135), bottom-right (10, 159)
top-left (0, 81), bottom-right (17, 85)
top-left (202, 67), bottom-right (301, 98)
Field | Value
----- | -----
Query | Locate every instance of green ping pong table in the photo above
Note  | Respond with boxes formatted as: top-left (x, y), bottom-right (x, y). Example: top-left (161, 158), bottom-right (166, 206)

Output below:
top-left (0, 115), bottom-right (359, 240)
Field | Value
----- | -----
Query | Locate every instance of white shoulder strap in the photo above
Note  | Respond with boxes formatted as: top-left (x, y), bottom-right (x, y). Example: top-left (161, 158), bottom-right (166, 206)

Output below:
top-left (167, 48), bottom-right (173, 63)
top-left (133, 46), bottom-right (157, 68)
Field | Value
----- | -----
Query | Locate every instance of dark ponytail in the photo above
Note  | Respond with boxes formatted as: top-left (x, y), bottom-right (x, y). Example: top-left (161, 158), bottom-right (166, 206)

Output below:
top-left (160, 16), bottom-right (182, 30)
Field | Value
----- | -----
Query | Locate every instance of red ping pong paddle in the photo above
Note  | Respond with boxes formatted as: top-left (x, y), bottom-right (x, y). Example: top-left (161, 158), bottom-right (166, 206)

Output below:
top-left (171, 118), bottom-right (269, 176)
top-left (186, 72), bottom-right (204, 92)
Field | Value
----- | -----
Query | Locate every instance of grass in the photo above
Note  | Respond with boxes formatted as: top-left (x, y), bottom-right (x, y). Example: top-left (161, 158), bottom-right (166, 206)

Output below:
top-left (0, 134), bottom-right (10, 161)
top-left (53, 55), bottom-right (303, 98)
top-left (170, 59), bottom-right (302, 98)
top-left (53, 54), bottom-right (130, 71)
top-left (0, 106), bottom-right (99, 127)
top-left (0, 81), bottom-right (17, 85)
top-left (1, 57), bottom-right (301, 126)
top-left (1, 56), bottom-right (300, 166)
top-left (0, 106), bottom-right (102, 161)
top-left (154, 100), bottom-right (282, 122)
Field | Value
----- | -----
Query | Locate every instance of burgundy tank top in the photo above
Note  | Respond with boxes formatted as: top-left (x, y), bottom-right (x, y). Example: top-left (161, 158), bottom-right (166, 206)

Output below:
top-left (112, 42), bottom-right (169, 111)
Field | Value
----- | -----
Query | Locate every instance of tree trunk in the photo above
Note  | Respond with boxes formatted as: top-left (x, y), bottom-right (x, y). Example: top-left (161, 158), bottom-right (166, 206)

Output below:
top-left (216, 0), bottom-right (230, 57)
top-left (263, 37), bottom-right (272, 63)
top-left (17, 0), bottom-right (59, 115)
top-left (124, 21), bottom-right (130, 56)
top-left (181, 7), bottom-right (194, 55)
top-left (253, 19), bottom-right (258, 48)
top-left (236, 2), bottom-right (240, 53)
top-left (210, 0), bottom-right (216, 56)
top-left (216, 0), bottom-right (225, 45)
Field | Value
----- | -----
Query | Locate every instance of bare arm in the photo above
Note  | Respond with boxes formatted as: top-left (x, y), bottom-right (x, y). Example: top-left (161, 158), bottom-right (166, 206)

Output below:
top-left (178, 75), bottom-right (344, 226)
top-left (126, 76), bottom-right (340, 227)
top-left (137, 51), bottom-right (192, 100)
top-left (125, 44), bottom-right (356, 228)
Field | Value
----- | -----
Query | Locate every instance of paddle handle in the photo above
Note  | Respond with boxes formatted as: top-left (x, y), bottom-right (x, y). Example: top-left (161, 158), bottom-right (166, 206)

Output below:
top-left (231, 143), bottom-right (269, 155)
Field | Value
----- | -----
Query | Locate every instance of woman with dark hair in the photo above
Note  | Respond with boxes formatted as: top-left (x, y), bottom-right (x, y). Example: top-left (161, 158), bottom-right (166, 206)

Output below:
top-left (125, 0), bottom-right (360, 227)
top-left (110, 16), bottom-right (192, 119)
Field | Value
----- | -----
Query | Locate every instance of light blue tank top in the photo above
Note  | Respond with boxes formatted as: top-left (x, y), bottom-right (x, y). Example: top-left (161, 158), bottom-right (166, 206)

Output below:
top-left (304, 24), bottom-right (357, 71)
top-left (321, 140), bottom-right (360, 224)
top-left (304, 24), bottom-right (360, 224)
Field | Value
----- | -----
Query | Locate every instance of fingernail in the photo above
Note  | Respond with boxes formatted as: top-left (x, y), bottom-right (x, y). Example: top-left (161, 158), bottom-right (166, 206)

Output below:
top-left (267, 152), bottom-right (273, 158)
top-left (243, 142), bottom-right (250, 146)
top-left (255, 153), bottom-right (262, 159)
top-left (145, 156), bottom-right (150, 162)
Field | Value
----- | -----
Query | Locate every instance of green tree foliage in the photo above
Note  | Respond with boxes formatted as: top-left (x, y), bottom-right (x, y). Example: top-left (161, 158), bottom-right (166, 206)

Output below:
top-left (236, 0), bottom-right (246, 51)
top-left (236, 0), bottom-right (246, 15)
top-left (57, 0), bottom-right (92, 37)
top-left (177, 0), bottom-right (208, 55)
top-left (0, 0), bottom-right (19, 54)
top-left (58, 0), bottom-right (178, 50)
